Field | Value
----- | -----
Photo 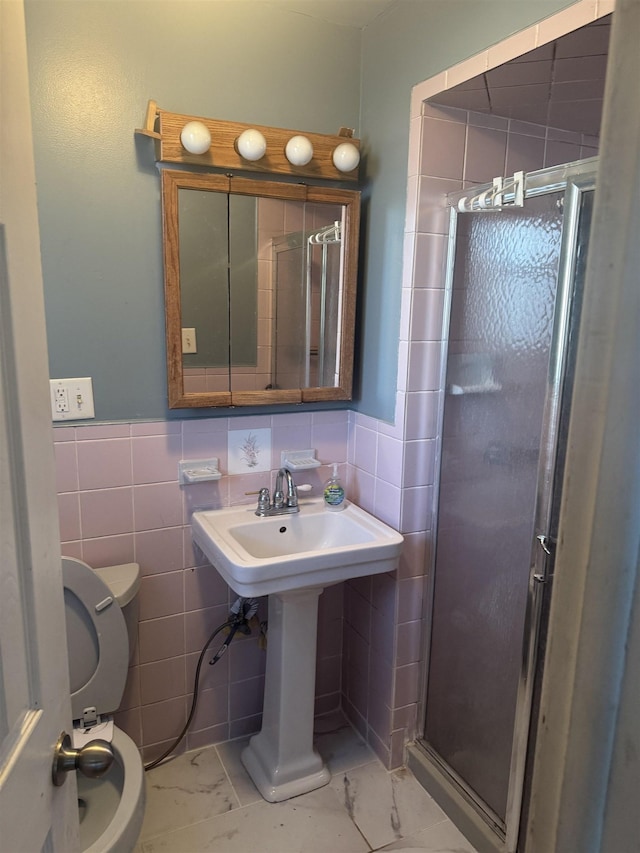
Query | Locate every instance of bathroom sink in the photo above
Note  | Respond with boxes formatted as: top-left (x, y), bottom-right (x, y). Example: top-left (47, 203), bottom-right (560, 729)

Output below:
top-left (193, 497), bottom-right (403, 802)
top-left (191, 497), bottom-right (403, 596)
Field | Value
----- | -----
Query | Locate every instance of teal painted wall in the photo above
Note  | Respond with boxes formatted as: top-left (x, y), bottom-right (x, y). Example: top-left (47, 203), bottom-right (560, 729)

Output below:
top-left (25, 0), bottom-right (576, 422)
top-left (24, 0), bottom-right (361, 420)
top-left (357, 0), bottom-right (574, 421)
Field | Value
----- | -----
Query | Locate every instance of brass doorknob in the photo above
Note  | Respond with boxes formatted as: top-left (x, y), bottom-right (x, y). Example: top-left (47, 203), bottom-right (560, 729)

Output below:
top-left (52, 731), bottom-right (114, 787)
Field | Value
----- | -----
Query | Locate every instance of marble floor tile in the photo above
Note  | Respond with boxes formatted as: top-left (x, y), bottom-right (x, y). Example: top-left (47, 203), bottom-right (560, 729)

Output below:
top-left (141, 784), bottom-right (370, 853)
top-left (214, 709), bottom-right (376, 809)
top-left (137, 721), bottom-right (479, 853)
top-left (214, 737), bottom-right (263, 807)
top-left (139, 745), bottom-right (239, 842)
top-left (314, 712), bottom-right (377, 774)
top-left (380, 816), bottom-right (478, 852)
top-left (330, 761), bottom-right (450, 850)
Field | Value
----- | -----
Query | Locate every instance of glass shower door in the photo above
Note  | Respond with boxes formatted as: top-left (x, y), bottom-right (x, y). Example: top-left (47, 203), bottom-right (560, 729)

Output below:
top-left (424, 192), bottom-right (566, 824)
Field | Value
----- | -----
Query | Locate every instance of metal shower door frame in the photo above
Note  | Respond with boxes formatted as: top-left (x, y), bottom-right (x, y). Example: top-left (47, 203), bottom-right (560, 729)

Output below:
top-left (272, 222), bottom-right (341, 390)
top-left (419, 157), bottom-right (599, 852)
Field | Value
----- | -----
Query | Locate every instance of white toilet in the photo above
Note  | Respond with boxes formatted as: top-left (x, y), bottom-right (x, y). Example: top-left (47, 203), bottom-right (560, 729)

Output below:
top-left (62, 556), bottom-right (146, 853)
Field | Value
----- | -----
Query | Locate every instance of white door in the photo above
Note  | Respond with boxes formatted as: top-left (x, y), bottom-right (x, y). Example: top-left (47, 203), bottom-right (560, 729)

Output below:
top-left (0, 1), bottom-right (79, 850)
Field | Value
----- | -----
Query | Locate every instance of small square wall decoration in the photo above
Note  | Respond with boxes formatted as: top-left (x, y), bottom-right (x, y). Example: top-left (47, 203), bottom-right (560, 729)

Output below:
top-left (228, 428), bottom-right (272, 474)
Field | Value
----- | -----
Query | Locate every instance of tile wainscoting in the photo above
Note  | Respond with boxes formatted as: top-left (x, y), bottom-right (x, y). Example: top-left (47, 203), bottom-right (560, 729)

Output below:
top-left (53, 408), bottom-right (434, 769)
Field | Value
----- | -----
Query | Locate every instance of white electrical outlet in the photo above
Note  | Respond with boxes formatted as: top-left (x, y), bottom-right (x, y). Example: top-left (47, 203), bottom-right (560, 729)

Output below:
top-left (54, 385), bottom-right (70, 414)
top-left (182, 327), bottom-right (197, 353)
top-left (50, 378), bottom-right (95, 421)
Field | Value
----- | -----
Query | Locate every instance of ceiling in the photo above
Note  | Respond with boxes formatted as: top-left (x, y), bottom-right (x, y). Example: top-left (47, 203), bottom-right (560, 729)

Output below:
top-left (430, 15), bottom-right (612, 137)
top-left (265, 3), bottom-right (610, 136)
top-left (265, 0), bottom-right (397, 28)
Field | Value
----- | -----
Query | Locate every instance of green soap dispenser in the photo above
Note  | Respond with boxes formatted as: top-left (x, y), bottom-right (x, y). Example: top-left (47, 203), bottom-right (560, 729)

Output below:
top-left (323, 463), bottom-right (346, 511)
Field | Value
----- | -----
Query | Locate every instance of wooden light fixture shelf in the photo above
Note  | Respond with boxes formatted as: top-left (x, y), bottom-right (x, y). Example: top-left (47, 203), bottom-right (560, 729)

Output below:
top-left (135, 100), bottom-right (360, 182)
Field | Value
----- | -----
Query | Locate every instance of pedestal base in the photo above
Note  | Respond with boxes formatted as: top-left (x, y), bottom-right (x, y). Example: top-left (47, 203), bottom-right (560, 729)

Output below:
top-left (240, 587), bottom-right (331, 802)
top-left (242, 731), bottom-right (330, 803)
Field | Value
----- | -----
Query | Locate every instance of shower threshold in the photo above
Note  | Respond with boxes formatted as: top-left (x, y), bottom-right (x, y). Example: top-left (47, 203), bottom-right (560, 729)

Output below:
top-left (407, 741), bottom-right (506, 853)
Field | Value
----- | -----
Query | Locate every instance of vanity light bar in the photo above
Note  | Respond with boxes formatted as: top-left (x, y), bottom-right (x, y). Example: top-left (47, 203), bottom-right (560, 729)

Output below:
top-left (135, 100), bottom-right (361, 182)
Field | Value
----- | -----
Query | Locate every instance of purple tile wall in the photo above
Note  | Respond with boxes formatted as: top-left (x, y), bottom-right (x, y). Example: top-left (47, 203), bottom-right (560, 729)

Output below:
top-left (54, 411), bottom-right (348, 763)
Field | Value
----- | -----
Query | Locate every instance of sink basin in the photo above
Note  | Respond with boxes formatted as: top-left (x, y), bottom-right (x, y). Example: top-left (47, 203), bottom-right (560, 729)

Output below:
top-left (191, 497), bottom-right (403, 596)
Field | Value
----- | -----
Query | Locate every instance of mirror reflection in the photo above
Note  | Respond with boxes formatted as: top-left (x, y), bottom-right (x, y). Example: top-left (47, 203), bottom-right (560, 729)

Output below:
top-left (161, 171), bottom-right (360, 408)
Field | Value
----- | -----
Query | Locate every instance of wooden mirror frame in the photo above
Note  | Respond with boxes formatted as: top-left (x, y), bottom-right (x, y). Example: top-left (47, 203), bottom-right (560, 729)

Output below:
top-left (161, 170), bottom-right (360, 408)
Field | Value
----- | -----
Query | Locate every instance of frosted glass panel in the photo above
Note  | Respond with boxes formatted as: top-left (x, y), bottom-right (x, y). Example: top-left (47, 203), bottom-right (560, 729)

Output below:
top-left (425, 193), bottom-right (563, 821)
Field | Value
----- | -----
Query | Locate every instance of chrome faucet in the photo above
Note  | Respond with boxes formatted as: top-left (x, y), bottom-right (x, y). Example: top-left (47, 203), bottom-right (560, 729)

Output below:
top-left (255, 468), bottom-right (299, 517)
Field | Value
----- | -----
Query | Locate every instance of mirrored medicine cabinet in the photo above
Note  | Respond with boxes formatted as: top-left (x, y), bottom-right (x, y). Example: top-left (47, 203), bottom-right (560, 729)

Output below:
top-left (161, 170), bottom-right (360, 408)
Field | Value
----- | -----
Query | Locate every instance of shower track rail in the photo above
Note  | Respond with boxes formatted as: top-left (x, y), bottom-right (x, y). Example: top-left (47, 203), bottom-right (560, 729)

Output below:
top-left (447, 156), bottom-right (598, 212)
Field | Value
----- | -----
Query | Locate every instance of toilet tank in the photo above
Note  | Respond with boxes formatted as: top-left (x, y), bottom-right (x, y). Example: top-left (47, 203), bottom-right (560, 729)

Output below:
top-left (94, 563), bottom-right (141, 662)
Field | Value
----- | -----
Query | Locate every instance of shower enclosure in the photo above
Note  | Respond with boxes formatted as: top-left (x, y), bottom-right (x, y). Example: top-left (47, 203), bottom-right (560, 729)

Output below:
top-left (414, 158), bottom-right (597, 852)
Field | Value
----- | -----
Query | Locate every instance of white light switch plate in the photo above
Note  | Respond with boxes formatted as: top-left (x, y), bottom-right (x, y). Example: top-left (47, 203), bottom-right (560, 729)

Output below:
top-left (50, 377), bottom-right (95, 421)
top-left (182, 327), bottom-right (197, 353)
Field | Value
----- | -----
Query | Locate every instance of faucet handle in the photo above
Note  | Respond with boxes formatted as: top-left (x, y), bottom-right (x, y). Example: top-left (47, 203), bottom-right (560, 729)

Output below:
top-left (256, 487), bottom-right (271, 515)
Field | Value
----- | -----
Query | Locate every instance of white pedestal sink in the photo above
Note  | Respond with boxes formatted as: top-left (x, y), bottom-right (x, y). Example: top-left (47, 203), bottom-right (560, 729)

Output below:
top-left (191, 497), bottom-right (403, 802)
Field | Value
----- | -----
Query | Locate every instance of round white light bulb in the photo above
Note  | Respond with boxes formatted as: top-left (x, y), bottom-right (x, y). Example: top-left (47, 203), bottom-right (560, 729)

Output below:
top-left (180, 121), bottom-right (211, 155)
top-left (332, 141), bottom-right (360, 173)
top-left (236, 128), bottom-right (267, 161)
top-left (285, 135), bottom-right (313, 167)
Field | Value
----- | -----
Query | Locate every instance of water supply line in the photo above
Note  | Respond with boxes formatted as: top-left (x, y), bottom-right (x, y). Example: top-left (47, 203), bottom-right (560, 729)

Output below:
top-left (143, 596), bottom-right (260, 772)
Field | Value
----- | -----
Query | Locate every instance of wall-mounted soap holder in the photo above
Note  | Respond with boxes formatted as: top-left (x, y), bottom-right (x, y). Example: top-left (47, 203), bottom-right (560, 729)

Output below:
top-left (178, 458), bottom-right (222, 484)
top-left (281, 450), bottom-right (321, 471)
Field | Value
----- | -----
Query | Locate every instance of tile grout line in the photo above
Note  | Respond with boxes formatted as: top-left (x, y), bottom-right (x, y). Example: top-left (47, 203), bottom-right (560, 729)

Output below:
top-left (213, 742), bottom-right (245, 811)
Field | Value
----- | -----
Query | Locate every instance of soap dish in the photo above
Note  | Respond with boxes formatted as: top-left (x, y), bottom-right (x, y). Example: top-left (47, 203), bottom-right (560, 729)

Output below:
top-left (178, 458), bottom-right (222, 484)
top-left (281, 450), bottom-right (322, 471)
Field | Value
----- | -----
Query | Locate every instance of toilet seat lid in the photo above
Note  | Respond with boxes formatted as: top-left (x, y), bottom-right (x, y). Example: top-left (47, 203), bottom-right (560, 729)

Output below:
top-left (62, 557), bottom-right (129, 721)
